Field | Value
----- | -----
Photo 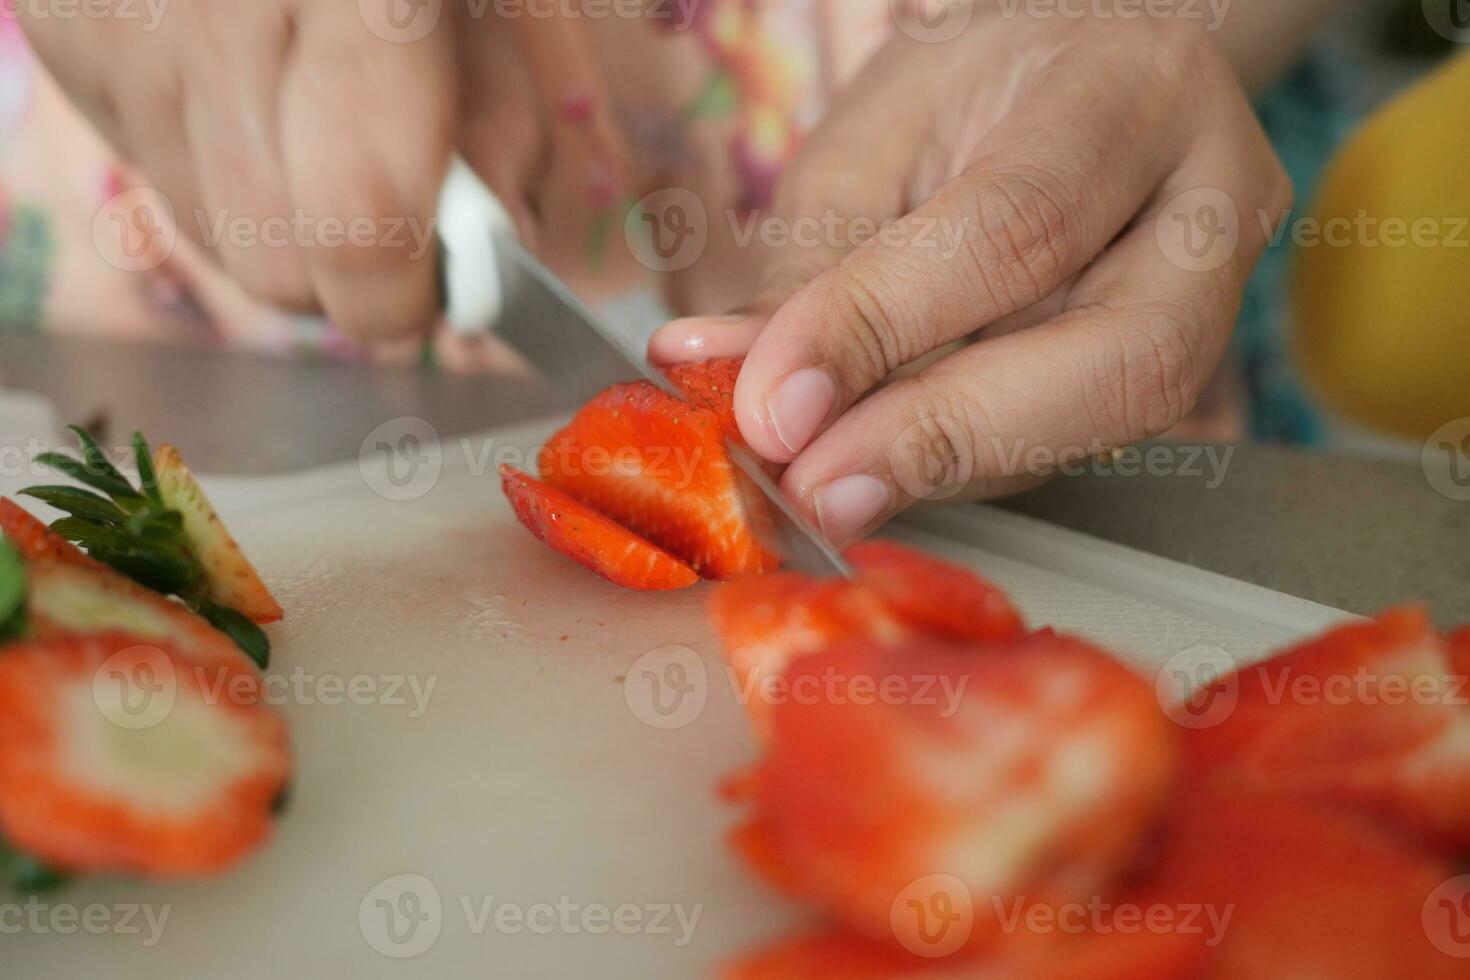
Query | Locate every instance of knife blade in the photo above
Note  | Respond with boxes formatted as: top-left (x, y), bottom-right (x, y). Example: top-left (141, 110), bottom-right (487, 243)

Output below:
top-left (438, 159), bottom-right (851, 578)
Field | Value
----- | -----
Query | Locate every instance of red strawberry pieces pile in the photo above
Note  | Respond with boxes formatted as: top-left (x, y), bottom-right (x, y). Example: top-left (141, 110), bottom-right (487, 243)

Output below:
top-left (502, 358), bottom-right (778, 589)
top-left (710, 545), bottom-right (1470, 979)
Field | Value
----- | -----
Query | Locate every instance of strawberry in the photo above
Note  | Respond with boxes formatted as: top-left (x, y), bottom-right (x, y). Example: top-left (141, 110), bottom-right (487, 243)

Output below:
top-left (710, 542), bottom-right (1024, 737)
top-left (1143, 789), bottom-right (1464, 980)
top-left (0, 632), bottom-right (291, 877)
top-left (501, 465), bottom-right (699, 591)
top-left (538, 362), bottom-right (778, 580)
top-left (665, 357), bottom-right (743, 439)
top-left (0, 496), bottom-right (94, 569)
top-left (153, 444), bottom-right (282, 624)
top-left (20, 427), bottom-right (280, 666)
top-left (1180, 607), bottom-right (1470, 849)
top-left (731, 633), bottom-right (1176, 955)
top-left (846, 541), bottom-right (1026, 644)
top-left (24, 557), bottom-right (252, 669)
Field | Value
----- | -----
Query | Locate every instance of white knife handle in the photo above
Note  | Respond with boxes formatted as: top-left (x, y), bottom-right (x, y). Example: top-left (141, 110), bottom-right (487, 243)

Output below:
top-left (437, 155), bottom-right (514, 337)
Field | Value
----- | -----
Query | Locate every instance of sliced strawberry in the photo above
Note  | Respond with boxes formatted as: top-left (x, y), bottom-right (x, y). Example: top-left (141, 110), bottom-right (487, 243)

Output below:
top-left (154, 444), bottom-right (283, 624)
top-left (1181, 607), bottom-right (1470, 848)
top-left (0, 497), bottom-right (95, 569)
top-left (733, 634), bottom-right (1176, 954)
top-left (539, 374), bottom-right (778, 580)
top-left (665, 357), bottom-right (744, 439)
top-left (1145, 789), bottom-right (1464, 980)
top-left (847, 540), bottom-right (1025, 644)
top-left (25, 558), bottom-right (251, 669)
top-left (501, 465), bottom-right (698, 591)
top-left (710, 543), bottom-right (1024, 737)
top-left (0, 632), bottom-right (291, 876)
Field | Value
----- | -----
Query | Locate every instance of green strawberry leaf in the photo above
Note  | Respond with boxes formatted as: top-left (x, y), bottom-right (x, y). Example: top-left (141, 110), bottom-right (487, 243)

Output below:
top-left (0, 836), bottom-right (68, 894)
top-left (0, 542), bottom-right (25, 643)
top-left (200, 601), bottom-right (271, 669)
top-left (33, 452), bottom-right (139, 505)
top-left (19, 486), bottom-right (127, 526)
top-left (66, 425), bottom-right (144, 504)
top-left (133, 432), bottom-right (164, 508)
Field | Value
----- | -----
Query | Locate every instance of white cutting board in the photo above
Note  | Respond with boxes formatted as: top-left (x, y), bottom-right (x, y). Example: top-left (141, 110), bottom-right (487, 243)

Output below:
top-left (3, 416), bottom-right (1351, 978)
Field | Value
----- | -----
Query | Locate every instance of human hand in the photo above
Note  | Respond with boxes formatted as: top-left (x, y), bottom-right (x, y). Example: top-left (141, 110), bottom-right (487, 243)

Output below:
top-left (649, 7), bottom-right (1290, 545)
top-left (18, 2), bottom-right (622, 344)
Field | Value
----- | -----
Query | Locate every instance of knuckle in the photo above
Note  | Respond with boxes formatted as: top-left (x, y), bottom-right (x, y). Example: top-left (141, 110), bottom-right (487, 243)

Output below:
top-left (1099, 306), bottom-right (1207, 440)
top-left (815, 264), bottom-right (918, 385)
top-left (960, 164), bottom-right (1078, 313)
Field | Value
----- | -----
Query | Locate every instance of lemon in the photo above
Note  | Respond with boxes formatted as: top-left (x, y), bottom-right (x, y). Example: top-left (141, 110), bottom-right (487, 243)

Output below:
top-left (1293, 52), bottom-right (1470, 441)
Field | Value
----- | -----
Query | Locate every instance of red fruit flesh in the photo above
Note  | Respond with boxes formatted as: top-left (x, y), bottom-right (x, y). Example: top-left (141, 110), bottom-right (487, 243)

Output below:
top-left (736, 634), bottom-right (1176, 954)
top-left (0, 633), bottom-right (291, 876)
top-left (501, 465), bottom-right (698, 591)
top-left (1181, 607), bottom-right (1470, 848)
top-left (0, 497), bottom-right (95, 568)
top-left (539, 376), bottom-right (777, 580)
top-left (847, 540), bottom-right (1026, 644)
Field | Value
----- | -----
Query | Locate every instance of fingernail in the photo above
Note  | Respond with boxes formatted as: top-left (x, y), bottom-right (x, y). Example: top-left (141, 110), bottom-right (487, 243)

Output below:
top-left (814, 475), bottom-right (890, 545)
top-left (766, 368), bottom-right (836, 456)
top-left (648, 315), bottom-right (761, 364)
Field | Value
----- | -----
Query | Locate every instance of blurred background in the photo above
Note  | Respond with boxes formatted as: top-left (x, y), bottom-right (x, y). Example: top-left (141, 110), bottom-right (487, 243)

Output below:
top-left (0, 0), bottom-right (1466, 461)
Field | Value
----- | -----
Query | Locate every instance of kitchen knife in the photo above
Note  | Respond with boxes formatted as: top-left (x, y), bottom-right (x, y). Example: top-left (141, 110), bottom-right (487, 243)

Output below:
top-left (437, 158), bottom-right (852, 579)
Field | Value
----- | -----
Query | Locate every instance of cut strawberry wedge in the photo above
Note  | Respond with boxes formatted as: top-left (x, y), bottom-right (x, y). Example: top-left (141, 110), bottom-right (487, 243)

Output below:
top-left (732, 633), bottom-right (1176, 955)
top-left (1181, 607), bottom-right (1470, 849)
top-left (0, 632), bottom-right (291, 876)
top-left (154, 444), bottom-right (283, 625)
top-left (501, 465), bottom-right (699, 591)
top-left (710, 542), bottom-right (1025, 736)
top-left (538, 360), bottom-right (778, 580)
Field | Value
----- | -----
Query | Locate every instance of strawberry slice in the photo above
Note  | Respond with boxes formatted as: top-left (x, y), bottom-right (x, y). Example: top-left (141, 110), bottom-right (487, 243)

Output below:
top-left (0, 497), bottom-right (94, 569)
top-left (710, 543), bottom-right (1024, 736)
top-left (25, 558), bottom-right (252, 669)
top-left (847, 540), bottom-right (1026, 644)
top-left (1144, 789), bottom-right (1464, 980)
top-left (665, 357), bottom-right (744, 439)
top-left (732, 633), bottom-right (1176, 955)
top-left (1181, 607), bottom-right (1470, 848)
top-left (154, 444), bottom-right (283, 625)
top-left (538, 363), bottom-right (778, 580)
top-left (501, 465), bottom-right (699, 591)
top-left (0, 632), bottom-right (291, 876)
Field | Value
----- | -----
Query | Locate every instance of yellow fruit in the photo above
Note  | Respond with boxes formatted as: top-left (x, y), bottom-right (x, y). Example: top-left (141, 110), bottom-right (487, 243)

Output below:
top-left (1293, 53), bottom-right (1470, 441)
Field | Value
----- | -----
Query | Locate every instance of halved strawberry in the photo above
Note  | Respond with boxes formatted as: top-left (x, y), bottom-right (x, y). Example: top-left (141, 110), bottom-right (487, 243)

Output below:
top-left (25, 558), bottom-right (251, 669)
top-left (501, 465), bottom-right (699, 591)
top-left (732, 633), bottom-right (1176, 954)
top-left (154, 444), bottom-right (282, 625)
top-left (538, 367), bottom-right (778, 580)
top-left (0, 497), bottom-right (94, 568)
top-left (0, 632), bottom-right (290, 876)
top-left (1144, 788), bottom-right (1464, 980)
top-left (1181, 607), bottom-right (1470, 848)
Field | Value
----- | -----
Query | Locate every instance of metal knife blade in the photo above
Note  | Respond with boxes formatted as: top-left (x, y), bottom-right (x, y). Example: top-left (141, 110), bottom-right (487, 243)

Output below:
top-left (488, 234), bottom-right (852, 579)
